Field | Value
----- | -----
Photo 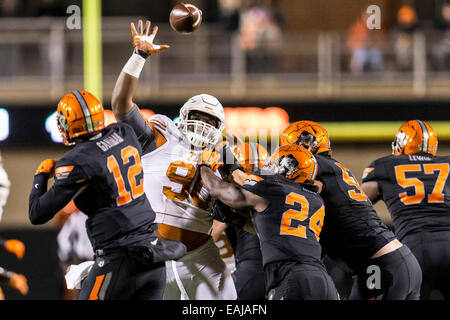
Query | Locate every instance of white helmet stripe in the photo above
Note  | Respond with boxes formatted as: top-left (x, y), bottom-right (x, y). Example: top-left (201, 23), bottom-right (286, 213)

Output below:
top-left (72, 90), bottom-right (94, 133)
top-left (416, 120), bottom-right (429, 153)
top-left (311, 155), bottom-right (318, 180)
top-left (249, 142), bottom-right (259, 170)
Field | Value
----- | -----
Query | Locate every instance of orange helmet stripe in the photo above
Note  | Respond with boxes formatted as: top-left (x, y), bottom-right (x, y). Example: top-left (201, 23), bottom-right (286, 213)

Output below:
top-left (72, 90), bottom-right (94, 133)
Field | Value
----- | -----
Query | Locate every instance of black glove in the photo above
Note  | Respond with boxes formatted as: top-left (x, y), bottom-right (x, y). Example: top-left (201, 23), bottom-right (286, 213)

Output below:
top-left (217, 144), bottom-right (244, 178)
top-left (128, 237), bottom-right (187, 264)
top-left (212, 200), bottom-right (249, 230)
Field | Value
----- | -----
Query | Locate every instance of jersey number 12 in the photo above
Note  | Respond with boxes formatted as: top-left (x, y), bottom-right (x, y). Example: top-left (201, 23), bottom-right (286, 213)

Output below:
top-left (107, 146), bottom-right (144, 206)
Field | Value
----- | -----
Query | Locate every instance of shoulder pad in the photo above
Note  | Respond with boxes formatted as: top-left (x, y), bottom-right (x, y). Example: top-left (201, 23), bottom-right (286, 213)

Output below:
top-left (148, 114), bottom-right (173, 132)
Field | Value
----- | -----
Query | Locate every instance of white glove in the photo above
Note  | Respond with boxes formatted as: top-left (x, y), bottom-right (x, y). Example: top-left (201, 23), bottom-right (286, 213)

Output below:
top-left (65, 261), bottom-right (94, 290)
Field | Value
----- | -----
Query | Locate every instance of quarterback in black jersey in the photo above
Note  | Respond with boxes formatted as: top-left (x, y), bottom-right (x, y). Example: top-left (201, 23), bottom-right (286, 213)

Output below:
top-left (361, 120), bottom-right (450, 299)
top-left (280, 120), bottom-right (422, 300)
top-left (201, 144), bottom-right (339, 300)
top-left (29, 90), bottom-right (186, 300)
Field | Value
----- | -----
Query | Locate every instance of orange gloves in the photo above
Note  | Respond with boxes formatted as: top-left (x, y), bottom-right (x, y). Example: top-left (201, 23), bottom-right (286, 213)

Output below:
top-left (34, 159), bottom-right (57, 177)
top-left (8, 273), bottom-right (29, 296)
top-left (4, 239), bottom-right (25, 260)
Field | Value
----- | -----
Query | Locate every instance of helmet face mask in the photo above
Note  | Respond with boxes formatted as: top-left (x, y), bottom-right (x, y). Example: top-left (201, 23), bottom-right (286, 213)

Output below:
top-left (56, 111), bottom-right (73, 146)
top-left (296, 131), bottom-right (318, 152)
top-left (273, 154), bottom-right (300, 177)
top-left (178, 94), bottom-right (225, 149)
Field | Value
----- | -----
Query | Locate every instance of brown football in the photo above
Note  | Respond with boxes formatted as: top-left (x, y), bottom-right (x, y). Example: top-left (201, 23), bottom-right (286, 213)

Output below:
top-left (169, 3), bottom-right (202, 34)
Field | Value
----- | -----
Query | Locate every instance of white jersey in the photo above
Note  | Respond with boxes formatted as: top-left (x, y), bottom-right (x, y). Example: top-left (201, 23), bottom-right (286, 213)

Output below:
top-left (57, 211), bottom-right (94, 263)
top-left (141, 114), bottom-right (216, 234)
top-left (0, 163), bottom-right (11, 223)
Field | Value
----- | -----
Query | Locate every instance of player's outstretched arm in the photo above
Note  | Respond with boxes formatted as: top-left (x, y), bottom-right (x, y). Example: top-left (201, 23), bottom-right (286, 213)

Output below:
top-left (112, 20), bottom-right (170, 119)
top-left (200, 165), bottom-right (268, 212)
top-left (29, 160), bottom-right (86, 225)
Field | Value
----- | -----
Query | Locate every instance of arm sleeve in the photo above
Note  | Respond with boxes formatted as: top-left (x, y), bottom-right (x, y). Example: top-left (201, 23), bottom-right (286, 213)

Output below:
top-left (241, 176), bottom-right (283, 203)
top-left (29, 160), bottom-right (88, 225)
top-left (116, 105), bottom-right (155, 154)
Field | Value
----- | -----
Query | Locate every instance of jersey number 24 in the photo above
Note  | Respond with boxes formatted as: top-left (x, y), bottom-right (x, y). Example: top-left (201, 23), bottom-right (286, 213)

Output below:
top-left (280, 192), bottom-right (325, 241)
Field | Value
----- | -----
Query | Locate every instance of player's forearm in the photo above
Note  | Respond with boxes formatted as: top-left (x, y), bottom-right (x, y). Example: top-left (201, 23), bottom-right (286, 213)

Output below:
top-left (361, 181), bottom-right (381, 204)
top-left (112, 52), bottom-right (149, 119)
top-left (28, 175), bottom-right (78, 225)
top-left (200, 166), bottom-right (249, 209)
top-left (111, 68), bottom-right (140, 119)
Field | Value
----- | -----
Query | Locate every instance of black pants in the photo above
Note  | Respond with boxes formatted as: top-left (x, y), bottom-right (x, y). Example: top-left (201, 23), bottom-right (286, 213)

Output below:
top-left (232, 260), bottom-right (265, 300)
top-left (348, 245), bottom-right (422, 300)
top-left (402, 231), bottom-right (450, 300)
top-left (78, 251), bottom-right (166, 300)
top-left (265, 260), bottom-right (339, 300)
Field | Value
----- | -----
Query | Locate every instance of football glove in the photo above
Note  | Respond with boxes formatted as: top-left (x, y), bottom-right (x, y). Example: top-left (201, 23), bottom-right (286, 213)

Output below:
top-left (34, 159), bottom-right (57, 177)
top-left (8, 273), bottom-right (29, 296)
top-left (4, 239), bottom-right (25, 260)
top-left (198, 148), bottom-right (221, 170)
top-left (130, 20), bottom-right (170, 58)
top-left (217, 144), bottom-right (245, 178)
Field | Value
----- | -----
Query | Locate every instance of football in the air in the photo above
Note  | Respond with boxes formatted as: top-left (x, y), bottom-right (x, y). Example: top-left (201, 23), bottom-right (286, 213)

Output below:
top-left (169, 3), bottom-right (203, 34)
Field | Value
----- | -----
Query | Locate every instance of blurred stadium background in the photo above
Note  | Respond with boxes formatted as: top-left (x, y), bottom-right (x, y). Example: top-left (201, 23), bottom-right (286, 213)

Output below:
top-left (1, 0), bottom-right (450, 299)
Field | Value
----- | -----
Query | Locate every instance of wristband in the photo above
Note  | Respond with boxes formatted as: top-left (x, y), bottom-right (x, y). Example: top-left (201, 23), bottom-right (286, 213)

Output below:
top-left (122, 53), bottom-right (146, 79)
top-left (135, 49), bottom-right (149, 59)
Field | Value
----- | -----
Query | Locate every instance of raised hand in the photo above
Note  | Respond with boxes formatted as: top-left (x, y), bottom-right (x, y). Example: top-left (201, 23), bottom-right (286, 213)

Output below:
top-left (130, 20), bottom-right (170, 57)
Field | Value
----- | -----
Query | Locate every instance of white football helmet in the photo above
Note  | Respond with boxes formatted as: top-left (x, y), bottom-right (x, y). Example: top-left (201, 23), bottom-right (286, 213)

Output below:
top-left (178, 94), bottom-right (226, 149)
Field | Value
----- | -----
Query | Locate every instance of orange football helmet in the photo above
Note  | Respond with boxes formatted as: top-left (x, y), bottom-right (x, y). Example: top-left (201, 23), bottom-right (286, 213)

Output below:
top-left (56, 90), bottom-right (105, 146)
top-left (264, 144), bottom-right (318, 183)
top-left (232, 142), bottom-right (269, 174)
top-left (280, 120), bottom-right (331, 155)
top-left (392, 120), bottom-right (438, 156)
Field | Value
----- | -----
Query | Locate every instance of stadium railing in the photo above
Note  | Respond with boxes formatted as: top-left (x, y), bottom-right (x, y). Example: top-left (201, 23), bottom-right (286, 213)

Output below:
top-left (1, 17), bottom-right (450, 104)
